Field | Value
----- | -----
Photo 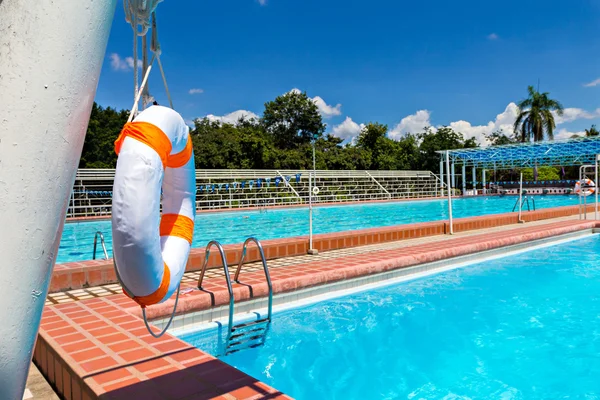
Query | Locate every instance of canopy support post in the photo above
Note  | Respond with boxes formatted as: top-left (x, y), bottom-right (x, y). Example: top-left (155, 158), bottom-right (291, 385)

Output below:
top-left (482, 169), bottom-right (487, 195)
top-left (451, 163), bottom-right (456, 189)
top-left (472, 166), bottom-right (477, 196)
top-left (461, 164), bottom-right (466, 196)
top-left (439, 158), bottom-right (444, 197)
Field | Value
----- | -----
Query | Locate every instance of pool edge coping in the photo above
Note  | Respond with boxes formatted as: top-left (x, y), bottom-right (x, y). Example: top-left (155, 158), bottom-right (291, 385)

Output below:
top-left (50, 203), bottom-right (594, 293)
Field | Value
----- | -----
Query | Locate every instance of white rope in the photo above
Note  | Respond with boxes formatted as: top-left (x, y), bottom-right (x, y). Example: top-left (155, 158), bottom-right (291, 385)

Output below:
top-left (128, 53), bottom-right (156, 122)
top-left (132, 25), bottom-right (139, 112)
top-left (156, 55), bottom-right (173, 109)
top-left (124, 2), bottom-right (173, 114)
top-left (151, 12), bottom-right (173, 109)
top-left (124, 0), bottom-right (163, 36)
top-left (141, 35), bottom-right (152, 109)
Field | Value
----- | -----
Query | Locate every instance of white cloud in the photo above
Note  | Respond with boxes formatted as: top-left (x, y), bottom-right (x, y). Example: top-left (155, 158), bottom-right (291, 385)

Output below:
top-left (388, 102), bottom-right (600, 146)
top-left (258, 0), bottom-right (267, 4)
top-left (331, 117), bottom-right (365, 141)
top-left (288, 88), bottom-right (342, 118)
top-left (205, 110), bottom-right (260, 124)
top-left (388, 103), bottom-right (518, 145)
top-left (313, 96), bottom-right (342, 118)
top-left (487, 33), bottom-right (499, 40)
top-left (555, 129), bottom-right (585, 140)
top-left (110, 53), bottom-right (129, 71)
top-left (389, 110), bottom-right (433, 139)
top-left (447, 103), bottom-right (520, 145)
top-left (110, 53), bottom-right (142, 71)
top-left (126, 57), bottom-right (142, 70)
top-left (583, 78), bottom-right (600, 87)
top-left (553, 107), bottom-right (600, 124)
top-left (189, 88), bottom-right (204, 95)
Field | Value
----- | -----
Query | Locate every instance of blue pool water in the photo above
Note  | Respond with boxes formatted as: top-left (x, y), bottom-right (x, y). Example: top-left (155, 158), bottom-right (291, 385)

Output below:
top-left (179, 235), bottom-right (600, 399)
top-left (58, 195), bottom-right (579, 263)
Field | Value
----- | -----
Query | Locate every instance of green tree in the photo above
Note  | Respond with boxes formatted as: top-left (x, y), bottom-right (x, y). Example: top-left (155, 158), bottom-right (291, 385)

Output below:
top-left (585, 124), bottom-right (600, 137)
top-left (395, 134), bottom-right (419, 170)
top-left (356, 122), bottom-right (387, 150)
top-left (485, 129), bottom-right (516, 146)
top-left (417, 126), bottom-right (476, 172)
top-left (262, 90), bottom-right (326, 149)
top-left (513, 85), bottom-right (564, 142)
top-left (80, 103), bottom-right (129, 168)
top-left (191, 118), bottom-right (276, 169)
top-left (521, 166), bottom-right (560, 181)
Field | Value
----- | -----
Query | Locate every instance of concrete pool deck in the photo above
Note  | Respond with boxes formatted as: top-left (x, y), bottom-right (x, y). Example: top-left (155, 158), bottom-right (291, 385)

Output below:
top-left (32, 213), bottom-right (600, 399)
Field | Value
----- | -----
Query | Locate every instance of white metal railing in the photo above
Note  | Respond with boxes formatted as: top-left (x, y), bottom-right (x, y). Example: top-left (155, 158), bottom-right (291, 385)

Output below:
top-left (66, 169), bottom-right (440, 217)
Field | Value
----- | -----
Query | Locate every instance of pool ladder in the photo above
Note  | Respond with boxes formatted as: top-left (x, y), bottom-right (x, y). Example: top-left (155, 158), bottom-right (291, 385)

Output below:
top-left (197, 237), bottom-right (273, 355)
top-left (512, 196), bottom-right (536, 212)
top-left (92, 231), bottom-right (109, 260)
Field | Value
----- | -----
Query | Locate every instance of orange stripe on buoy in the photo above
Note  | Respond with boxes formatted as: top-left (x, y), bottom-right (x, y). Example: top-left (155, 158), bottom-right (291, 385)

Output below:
top-left (167, 134), bottom-right (193, 168)
top-left (114, 122), bottom-right (173, 167)
top-left (124, 263), bottom-right (171, 308)
top-left (159, 214), bottom-right (194, 245)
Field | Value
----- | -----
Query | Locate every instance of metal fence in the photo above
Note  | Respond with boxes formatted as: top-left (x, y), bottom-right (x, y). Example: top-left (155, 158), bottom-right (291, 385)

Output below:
top-left (67, 169), bottom-right (443, 218)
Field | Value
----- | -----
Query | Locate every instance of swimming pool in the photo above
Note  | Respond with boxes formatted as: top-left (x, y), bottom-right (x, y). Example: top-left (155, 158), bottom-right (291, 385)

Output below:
top-left (58, 195), bottom-right (579, 263)
top-left (179, 234), bottom-right (600, 399)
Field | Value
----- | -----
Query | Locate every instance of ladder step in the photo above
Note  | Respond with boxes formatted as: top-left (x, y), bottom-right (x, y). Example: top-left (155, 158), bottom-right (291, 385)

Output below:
top-left (226, 342), bottom-right (264, 355)
top-left (229, 325), bottom-right (267, 341)
top-left (230, 318), bottom-right (269, 332)
top-left (227, 333), bottom-right (265, 347)
top-left (228, 333), bottom-right (265, 348)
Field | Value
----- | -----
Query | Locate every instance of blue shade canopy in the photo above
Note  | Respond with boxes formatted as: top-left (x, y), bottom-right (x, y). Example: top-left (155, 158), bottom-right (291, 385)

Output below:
top-left (437, 136), bottom-right (600, 169)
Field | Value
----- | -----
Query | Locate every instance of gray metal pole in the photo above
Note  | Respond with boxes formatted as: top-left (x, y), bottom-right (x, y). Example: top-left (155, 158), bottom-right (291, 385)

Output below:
top-left (584, 168), bottom-right (588, 220)
top-left (594, 155), bottom-right (600, 220)
top-left (518, 172), bottom-right (523, 223)
top-left (579, 167), bottom-right (583, 220)
top-left (308, 142), bottom-right (317, 254)
top-left (446, 151), bottom-right (453, 234)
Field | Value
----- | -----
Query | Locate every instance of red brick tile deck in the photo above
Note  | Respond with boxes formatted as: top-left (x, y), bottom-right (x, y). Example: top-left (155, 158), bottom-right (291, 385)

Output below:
top-left (52, 204), bottom-right (596, 293)
top-left (36, 218), bottom-right (598, 399)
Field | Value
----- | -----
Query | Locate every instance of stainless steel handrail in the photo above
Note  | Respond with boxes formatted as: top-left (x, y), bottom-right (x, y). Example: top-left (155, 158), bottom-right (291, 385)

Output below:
top-left (197, 241), bottom-right (235, 335)
top-left (233, 237), bottom-right (273, 321)
top-left (92, 231), bottom-right (108, 260)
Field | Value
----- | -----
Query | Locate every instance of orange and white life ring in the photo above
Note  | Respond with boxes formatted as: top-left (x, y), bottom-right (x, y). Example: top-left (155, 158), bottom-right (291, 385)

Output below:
top-left (574, 178), bottom-right (596, 197)
top-left (112, 106), bottom-right (196, 308)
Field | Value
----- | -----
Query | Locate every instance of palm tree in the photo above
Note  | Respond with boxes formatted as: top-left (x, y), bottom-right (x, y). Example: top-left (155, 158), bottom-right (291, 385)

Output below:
top-left (585, 124), bottom-right (600, 137)
top-left (513, 85), bottom-right (564, 142)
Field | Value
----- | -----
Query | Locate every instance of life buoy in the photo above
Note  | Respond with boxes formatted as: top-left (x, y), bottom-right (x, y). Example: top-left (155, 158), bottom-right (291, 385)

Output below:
top-left (112, 106), bottom-right (196, 308)
top-left (574, 178), bottom-right (596, 197)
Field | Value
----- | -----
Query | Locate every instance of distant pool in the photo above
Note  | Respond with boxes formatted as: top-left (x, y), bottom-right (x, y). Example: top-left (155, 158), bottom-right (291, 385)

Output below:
top-left (58, 195), bottom-right (579, 263)
top-left (179, 234), bottom-right (600, 399)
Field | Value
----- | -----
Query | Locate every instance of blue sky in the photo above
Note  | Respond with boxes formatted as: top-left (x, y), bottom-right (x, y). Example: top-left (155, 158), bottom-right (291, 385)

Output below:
top-left (97, 0), bottom-right (600, 144)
